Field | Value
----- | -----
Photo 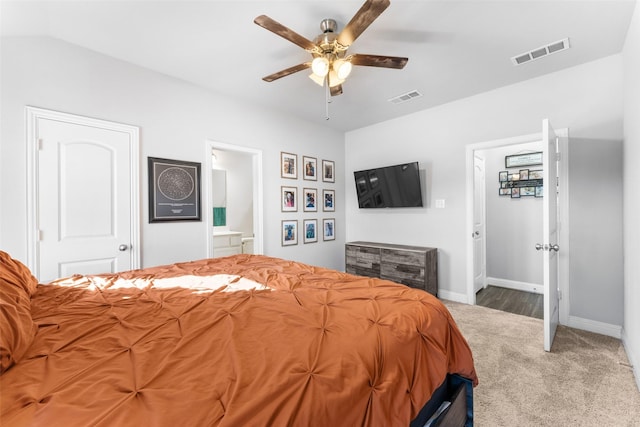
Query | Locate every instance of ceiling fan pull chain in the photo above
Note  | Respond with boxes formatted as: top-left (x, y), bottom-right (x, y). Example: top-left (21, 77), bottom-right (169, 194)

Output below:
top-left (325, 75), bottom-right (330, 120)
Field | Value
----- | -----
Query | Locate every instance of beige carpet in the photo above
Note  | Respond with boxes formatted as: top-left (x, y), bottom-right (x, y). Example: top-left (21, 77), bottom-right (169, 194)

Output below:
top-left (443, 300), bottom-right (640, 426)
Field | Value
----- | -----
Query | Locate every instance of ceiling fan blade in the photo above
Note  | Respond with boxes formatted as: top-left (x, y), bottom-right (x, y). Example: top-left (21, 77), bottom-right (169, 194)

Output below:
top-left (254, 15), bottom-right (317, 51)
top-left (351, 53), bottom-right (408, 69)
top-left (330, 84), bottom-right (343, 97)
top-left (262, 62), bottom-right (311, 82)
top-left (337, 0), bottom-right (390, 47)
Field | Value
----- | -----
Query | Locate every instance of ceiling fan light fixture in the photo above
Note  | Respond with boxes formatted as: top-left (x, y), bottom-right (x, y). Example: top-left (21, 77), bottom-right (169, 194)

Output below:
top-left (328, 70), bottom-right (345, 88)
top-left (333, 58), bottom-right (352, 80)
top-left (311, 57), bottom-right (330, 77)
top-left (309, 73), bottom-right (325, 86)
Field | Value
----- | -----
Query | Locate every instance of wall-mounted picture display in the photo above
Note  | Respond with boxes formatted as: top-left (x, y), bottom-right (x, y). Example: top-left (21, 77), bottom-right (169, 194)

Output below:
top-left (519, 169), bottom-right (530, 180)
top-left (281, 186), bottom-right (297, 212)
top-left (282, 220), bottom-right (298, 246)
top-left (323, 218), bottom-right (335, 241)
top-left (508, 173), bottom-right (520, 181)
top-left (303, 188), bottom-right (317, 212)
top-left (148, 157), bottom-right (201, 222)
top-left (281, 152), bottom-right (297, 179)
top-left (505, 151), bottom-right (543, 168)
top-left (499, 188), bottom-right (511, 196)
top-left (303, 219), bottom-right (318, 244)
top-left (511, 187), bottom-right (521, 198)
top-left (535, 186), bottom-right (543, 198)
top-left (323, 189), bottom-right (335, 212)
top-left (322, 159), bottom-right (335, 183)
top-left (303, 156), bottom-right (317, 181)
top-left (499, 171), bottom-right (508, 182)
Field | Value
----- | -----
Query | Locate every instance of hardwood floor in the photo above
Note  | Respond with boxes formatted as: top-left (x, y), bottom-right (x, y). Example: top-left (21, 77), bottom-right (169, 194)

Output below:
top-left (476, 285), bottom-right (543, 319)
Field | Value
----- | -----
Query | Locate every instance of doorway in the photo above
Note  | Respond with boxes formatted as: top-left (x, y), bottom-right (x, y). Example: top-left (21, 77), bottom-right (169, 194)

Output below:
top-left (465, 125), bottom-right (570, 347)
top-left (26, 107), bottom-right (140, 282)
top-left (204, 140), bottom-right (263, 258)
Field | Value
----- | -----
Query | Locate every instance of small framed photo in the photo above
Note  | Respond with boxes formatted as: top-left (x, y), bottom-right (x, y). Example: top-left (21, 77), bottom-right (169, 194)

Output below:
top-left (281, 152), bottom-right (297, 179)
top-left (303, 219), bottom-right (318, 244)
top-left (282, 220), bottom-right (298, 246)
top-left (521, 186), bottom-right (536, 196)
top-left (322, 159), bottom-right (335, 183)
top-left (323, 189), bottom-right (335, 212)
top-left (281, 186), bottom-right (297, 212)
top-left (303, 156), bottom-right (317, 181)
top-left (535, 186), bottom-right (543, 198)
top-left (508, 173), bottom-right (520, 181)
top-left (499, 171), bottom-right (508, 182)
top-left (323, 218), bottom-right (335, 241)
top-left (519, 169), bottom-right (529, 180)
top-left (529, 169), bottom-right (543, 179)
top-left (303, 188), bottom-right (318, 212)
top-left (511, 187), bottom-right (521, 198)
top-left (499, 188), bottom-right (511, 196)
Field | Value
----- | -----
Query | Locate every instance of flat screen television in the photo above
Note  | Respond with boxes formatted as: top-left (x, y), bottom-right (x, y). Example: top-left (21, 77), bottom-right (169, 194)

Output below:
top-left (354, 162), bottom-right (423, 208)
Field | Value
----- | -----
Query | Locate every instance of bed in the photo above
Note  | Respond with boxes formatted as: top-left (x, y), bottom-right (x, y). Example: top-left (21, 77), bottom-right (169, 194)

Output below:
top-left (0, 251), bottom-right (477, 426)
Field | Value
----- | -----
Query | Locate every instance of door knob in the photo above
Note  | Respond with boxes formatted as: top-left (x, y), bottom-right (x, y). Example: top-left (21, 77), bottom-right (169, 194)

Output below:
top-left (118, 244), bottom-right (129, 251)
top-left (549, 244), bottom-right (560, 252)
top-left (535, 243), bottom-right (544, 251)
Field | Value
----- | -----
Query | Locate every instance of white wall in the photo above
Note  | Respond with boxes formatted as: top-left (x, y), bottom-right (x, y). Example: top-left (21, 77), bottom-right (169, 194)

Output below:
top-left (482, 142), bottom-right (543, 292)
top-left (345, 53), bottom-right (624, 325)
top-left (623, 1), bottom-right (640, 391)
top-left (0, 37), bottom-right (346, 271)
top-left (568, 139), bottom-right (623, 327)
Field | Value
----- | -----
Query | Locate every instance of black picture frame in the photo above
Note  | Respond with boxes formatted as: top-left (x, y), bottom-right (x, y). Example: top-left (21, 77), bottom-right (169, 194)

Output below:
top-left (148, 157), bottom-right (201, 222)
top-left (505, 152), bottom-right (543, 168)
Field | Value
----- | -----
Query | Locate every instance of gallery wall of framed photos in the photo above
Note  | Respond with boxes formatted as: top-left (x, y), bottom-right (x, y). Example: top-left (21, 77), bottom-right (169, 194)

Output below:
top-left (280, 152), bottom-right (336, 246)
top-left (497, 151), bottom-right (544, 199)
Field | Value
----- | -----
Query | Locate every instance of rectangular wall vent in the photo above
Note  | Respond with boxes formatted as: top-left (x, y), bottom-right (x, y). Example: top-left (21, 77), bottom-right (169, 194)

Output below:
top-left (511, 38), bottom-right (570, 66)
top-left (388, 90), bottom-right (423, 104)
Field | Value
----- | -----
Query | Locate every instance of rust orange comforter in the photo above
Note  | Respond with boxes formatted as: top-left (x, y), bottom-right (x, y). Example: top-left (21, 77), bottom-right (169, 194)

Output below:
top-left (1, 254), bottom-right (476, 426)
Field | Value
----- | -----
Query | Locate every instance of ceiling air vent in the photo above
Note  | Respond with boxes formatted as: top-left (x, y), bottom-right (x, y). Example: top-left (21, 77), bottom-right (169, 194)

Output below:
top-left (511, 38), bottom-right (570, 66)
top-left (388, 90), bottom-right (423, 105)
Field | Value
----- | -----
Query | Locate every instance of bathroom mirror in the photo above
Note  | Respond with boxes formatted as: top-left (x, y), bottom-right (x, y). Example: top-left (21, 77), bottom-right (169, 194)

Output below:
top-left (212, 169), bottom-right (227, 226)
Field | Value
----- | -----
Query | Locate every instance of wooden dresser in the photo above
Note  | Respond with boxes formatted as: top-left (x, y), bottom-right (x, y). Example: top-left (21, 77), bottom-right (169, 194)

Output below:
top-left (345, 241), bottom-right (438, 296)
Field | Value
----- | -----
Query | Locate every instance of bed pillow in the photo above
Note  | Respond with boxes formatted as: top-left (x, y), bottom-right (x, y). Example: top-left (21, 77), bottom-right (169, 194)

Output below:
top-left (0, 250), bottom-right (38, 374)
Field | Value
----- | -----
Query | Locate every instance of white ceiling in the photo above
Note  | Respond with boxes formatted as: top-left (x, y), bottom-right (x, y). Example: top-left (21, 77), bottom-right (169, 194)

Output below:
top-left (1, 0), bottom-right (636, 132)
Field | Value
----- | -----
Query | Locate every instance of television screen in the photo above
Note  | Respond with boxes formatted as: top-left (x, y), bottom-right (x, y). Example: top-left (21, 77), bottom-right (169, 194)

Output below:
top-left (354, 162), bottom-right (423, 208)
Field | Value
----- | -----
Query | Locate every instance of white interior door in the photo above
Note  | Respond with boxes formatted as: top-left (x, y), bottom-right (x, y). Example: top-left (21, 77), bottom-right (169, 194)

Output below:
top-left (541, 118), bottom-right (560, 352)
top-left (473, 154), bottom-right (486, 293)
top-left (28, 108), bottom-right (139, 282)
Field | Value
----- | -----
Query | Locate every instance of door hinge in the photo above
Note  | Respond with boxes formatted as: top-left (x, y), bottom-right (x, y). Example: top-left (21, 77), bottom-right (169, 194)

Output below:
top-left (38, 138), bottom-right (44, 150)
top-left (558, 290), bottom-right (562, 300)
top-left (555, 152), bottom-right (561, 161)
top-left (38, 229), bottom-right (43, 241)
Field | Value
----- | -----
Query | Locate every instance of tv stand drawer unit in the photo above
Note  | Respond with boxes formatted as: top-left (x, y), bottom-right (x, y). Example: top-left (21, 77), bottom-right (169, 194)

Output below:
top-left (345, 241), bottom-right (438, 296)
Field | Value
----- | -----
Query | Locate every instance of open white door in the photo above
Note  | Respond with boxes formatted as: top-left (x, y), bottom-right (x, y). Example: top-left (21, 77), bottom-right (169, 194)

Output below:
top-left (540, 119), bottom-right (560, 352)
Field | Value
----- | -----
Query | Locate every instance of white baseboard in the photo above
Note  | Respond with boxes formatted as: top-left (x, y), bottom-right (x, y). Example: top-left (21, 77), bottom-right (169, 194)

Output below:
top-left (621, 329), bottom-right (640, 392)
top-left (567, 315), bottom-right (622, 339)
top-left (439, 289), bottom-right (468, 304)
top-left (486, 277), bottom-right (543, 294)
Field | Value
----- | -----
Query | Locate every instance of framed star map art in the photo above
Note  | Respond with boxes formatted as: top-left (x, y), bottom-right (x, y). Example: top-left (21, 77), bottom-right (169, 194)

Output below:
top-left (148, 157), bottom-right (201, 222)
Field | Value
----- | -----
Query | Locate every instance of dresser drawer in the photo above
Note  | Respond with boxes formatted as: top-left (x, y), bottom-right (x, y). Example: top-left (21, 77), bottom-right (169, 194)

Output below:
top-left (346, 245), bottom-right (381, 276)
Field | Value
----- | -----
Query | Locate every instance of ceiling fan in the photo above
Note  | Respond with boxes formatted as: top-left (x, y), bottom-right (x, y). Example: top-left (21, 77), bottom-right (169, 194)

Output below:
top-left (254, 0), bottom-right (408, 98)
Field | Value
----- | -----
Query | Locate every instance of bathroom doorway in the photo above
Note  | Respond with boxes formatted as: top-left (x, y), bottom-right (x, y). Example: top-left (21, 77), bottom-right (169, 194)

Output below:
top-left (204, 140), bottom-right (263, 258)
